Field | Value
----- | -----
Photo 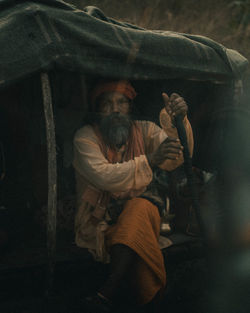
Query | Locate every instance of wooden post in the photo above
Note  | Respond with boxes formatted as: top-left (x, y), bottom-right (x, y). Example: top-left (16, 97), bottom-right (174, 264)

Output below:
top-left (41, 72), bottom-right (57, 295)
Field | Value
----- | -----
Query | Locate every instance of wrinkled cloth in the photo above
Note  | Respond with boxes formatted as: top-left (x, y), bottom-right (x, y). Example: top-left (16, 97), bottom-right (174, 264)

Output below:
top-left (73, 116), bottom-right (193, 262)
top-left (106, 197), bottom-right (166, 305)
top-left (0, 2), bottom-right (247, 90)
top-left (90, 80), bottom-right (137, 109)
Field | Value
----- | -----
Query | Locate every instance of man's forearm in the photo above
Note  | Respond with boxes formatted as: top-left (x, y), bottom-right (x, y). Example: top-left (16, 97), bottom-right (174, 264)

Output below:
top-left (146, 154), bottom-right (156, 169)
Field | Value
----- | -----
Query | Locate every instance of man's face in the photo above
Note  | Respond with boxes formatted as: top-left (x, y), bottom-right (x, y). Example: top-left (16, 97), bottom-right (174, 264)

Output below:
top-left (97, 91), bottom-right (130, 115)
top-left (96, 91), bottom-right (132, 151)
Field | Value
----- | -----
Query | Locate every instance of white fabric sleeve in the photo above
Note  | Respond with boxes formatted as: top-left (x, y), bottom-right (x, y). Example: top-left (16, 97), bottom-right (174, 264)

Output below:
top-left (137, 120), bottom-right (168, 154)
top-left (73, 126), bottom-right (153, 193)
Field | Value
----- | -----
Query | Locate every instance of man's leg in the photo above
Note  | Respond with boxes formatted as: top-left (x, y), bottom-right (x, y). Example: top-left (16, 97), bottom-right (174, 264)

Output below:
top-left (105, 198), bottom-right (166, 305)
top-left (84, 244), bottom-right (137, 313)
top-left (99, 243), bottom-right (137, 301)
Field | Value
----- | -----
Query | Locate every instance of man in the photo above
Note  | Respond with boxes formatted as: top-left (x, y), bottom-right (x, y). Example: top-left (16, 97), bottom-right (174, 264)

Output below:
top-left (73, 80), bottom-right (193, 312)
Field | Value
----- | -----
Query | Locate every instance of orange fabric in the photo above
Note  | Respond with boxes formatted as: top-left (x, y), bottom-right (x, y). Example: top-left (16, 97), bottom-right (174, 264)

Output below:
top-left (105, 197), bottom-right (166, 305)
top-left (91, 80), bottom-right (137, 109)
top-left (93, 122), bottom-right (145, 164)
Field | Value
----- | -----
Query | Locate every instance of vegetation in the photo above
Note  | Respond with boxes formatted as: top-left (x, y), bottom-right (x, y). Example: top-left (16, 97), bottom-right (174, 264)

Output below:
top-left (66, 0), bottom-right (250, 75)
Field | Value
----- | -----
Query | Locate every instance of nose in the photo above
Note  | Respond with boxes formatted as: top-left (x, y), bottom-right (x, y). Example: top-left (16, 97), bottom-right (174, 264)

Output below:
top-left (112, 101), bottom-right (119, 113)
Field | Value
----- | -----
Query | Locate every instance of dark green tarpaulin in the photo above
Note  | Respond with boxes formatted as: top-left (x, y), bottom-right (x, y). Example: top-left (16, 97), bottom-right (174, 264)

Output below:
top-left (0, 0), bottom-right (248, 89)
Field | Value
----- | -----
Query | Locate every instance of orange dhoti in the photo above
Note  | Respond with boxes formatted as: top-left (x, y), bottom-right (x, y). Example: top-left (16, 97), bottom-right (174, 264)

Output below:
top-left (105, 197), bottom-right (166, 305)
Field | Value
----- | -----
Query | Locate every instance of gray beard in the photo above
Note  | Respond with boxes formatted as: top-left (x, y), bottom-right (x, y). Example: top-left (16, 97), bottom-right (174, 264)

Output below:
top-left (98, 112), bottom-right (132, 149)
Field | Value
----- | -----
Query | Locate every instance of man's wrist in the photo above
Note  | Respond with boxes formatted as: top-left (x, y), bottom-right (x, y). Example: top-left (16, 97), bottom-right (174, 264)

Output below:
top-left (91, 205), bottom-right (106, 221)
top-left (90, 214), bottom-right (101, 226)
top-left (146, 154), bottom-right (156, 169)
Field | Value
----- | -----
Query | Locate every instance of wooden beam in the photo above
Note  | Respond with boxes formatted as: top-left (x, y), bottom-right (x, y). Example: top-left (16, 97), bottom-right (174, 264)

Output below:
top-left (41, 72), bottom-right (57, 295)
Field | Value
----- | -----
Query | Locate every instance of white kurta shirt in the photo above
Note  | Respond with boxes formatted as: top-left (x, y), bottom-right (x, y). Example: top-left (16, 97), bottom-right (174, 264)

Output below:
top-left (73, 113), bottom-right (193, 261)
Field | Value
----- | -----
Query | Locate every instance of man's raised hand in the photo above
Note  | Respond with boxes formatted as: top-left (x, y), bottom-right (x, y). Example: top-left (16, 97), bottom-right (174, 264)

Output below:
top-left (162, 92), bottom-right (188, 121)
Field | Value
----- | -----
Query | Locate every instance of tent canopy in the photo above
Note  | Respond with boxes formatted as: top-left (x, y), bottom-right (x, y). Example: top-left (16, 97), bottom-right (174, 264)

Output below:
top-left (0, 0), bottom-right (248, 90)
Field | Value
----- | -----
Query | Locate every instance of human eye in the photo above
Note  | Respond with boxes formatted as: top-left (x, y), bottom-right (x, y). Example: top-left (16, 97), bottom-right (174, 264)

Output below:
top-left (101, 100), bottom-right (112, 108)
top-left (99, 102), bottom-right (111, 113)
top-left (119, 98), bottom-right (129, 106)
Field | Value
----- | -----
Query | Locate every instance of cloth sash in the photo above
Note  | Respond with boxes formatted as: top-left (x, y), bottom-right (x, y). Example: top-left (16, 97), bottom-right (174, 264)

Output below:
top-left (81, 122), bottom-right (145, 209)
top-left (93, 121), bottom-right (145, 163)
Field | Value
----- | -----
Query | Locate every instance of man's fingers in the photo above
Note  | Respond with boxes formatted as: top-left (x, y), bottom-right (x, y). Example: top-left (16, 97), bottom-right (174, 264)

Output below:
top-left (154, 152), bottom-right (181, 162)
top-left (169, 94), bottom-right (187, 116)
top-left (171, 103), bottom-right (186, 112)
top-left (164, 136), bottom-right (179, 142)
top-left (165, 96), bottom-right (187, 119)
top-left (165, 154), bottom-right (181, 160)
top-left (162, 92), bottom-right (171, 113)
top-left (170, 93), bottom-right (181, 101)
top-left (164, 148), bottom-right (183, 155)
top-left (170, 103), bottom-right (187, 117)
top-left (173, 108), bottom-right (187, 116)
top-left (172, 104), bottom-right (187, 115)
top-left (161, 142), bottom-right (183, 149)
top-left (171, 96), bottom-right (184, 104)
top-left (161, 150), bottom-right (182, 160)
top-left (160, 145), bottom-right (183, 158)
top-left (170, 99), bottom-right (186, 109)
top-left (162, 92), bottom-right (170, 104)
top-left (162, 137), bottom-right (181, 145)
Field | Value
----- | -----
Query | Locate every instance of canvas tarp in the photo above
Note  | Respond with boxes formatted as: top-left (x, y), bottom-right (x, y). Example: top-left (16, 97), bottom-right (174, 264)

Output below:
top-left (0, 0), bottom-right (248, 90)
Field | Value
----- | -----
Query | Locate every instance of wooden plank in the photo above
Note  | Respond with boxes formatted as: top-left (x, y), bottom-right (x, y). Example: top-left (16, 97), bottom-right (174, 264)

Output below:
top-left (41, 72), bottom-right (57, 294)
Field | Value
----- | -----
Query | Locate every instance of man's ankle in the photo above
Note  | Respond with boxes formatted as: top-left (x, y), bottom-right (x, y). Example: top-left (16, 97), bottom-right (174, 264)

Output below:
top-left (97, 292), bottom-right (111, 303)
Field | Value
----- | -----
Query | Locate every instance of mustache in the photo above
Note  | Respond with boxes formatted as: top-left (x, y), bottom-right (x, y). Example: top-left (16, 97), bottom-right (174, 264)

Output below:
top-left (98, 112), bottom-right (133, 149)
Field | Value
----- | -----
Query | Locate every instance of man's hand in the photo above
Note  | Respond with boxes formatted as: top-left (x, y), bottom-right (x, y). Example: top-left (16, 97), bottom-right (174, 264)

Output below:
top-left (147, 137), bottom-right (183, 168)
top-left (162, 92), bottom-right (188, 121)
top-left (90, 214), bottom-right (101, 226)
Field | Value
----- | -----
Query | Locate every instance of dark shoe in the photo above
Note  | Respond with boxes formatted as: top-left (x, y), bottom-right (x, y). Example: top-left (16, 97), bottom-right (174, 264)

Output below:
top-left (83, 293), bottom-right (113, 313)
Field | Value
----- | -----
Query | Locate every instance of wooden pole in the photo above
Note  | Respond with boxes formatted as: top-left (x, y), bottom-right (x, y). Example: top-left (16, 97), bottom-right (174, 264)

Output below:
top-left (41, 72), bottom-right (57, 296)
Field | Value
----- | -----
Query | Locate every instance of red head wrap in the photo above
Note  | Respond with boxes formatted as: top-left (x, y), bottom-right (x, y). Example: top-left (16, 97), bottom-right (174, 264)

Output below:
top-left (90, 80), bottom-right (137, 111)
